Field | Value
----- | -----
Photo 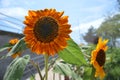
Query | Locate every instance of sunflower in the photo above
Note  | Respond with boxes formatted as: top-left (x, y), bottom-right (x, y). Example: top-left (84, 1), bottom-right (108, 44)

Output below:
top-left (90, 37), bottom-right (108, 80)
top-left (9, 38), bottom-right (21, 58)
top-left (23, 9), bottom-right (72, 55)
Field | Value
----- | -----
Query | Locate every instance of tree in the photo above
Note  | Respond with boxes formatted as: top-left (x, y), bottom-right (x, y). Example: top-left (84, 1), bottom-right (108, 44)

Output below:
top-left (96, 14), bottom-right (120, 47)
top-left (83, 26), bottom-right (98, 44)
top-left (117, 0), bottom-right (120, 10)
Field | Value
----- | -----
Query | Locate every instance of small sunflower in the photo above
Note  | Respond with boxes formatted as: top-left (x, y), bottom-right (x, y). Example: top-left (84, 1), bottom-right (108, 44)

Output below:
top-left (23, 9), bottom-right (72, 55)
top-left (90, 37), bottom-right (108, 80)
top-left (9, 38), bottom-right (21, 58)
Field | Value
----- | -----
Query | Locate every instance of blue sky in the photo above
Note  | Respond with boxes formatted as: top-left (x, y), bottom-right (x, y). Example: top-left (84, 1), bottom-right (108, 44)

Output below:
top-left (0, 0), bottom-right (117, 44)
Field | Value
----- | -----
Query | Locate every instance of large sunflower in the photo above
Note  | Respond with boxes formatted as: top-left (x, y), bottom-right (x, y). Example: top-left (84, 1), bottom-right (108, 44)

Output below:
top-left (9, 38), bottom-right (21, 58)
top-left (90, 37), bottom-right (108, 80)
top-left (23, 9), bottom-right (72, 55)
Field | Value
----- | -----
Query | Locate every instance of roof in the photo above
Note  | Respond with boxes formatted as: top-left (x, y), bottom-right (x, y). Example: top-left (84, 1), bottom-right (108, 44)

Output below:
top-left (0, 30), bottom-right (23, 38)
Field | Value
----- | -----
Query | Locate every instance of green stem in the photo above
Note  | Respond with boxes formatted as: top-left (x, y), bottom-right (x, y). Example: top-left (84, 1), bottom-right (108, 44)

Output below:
top-left (83, 53), bottom-right (90, 58)
top-left (36, 63), bottom-right (43, 80)
top-left (91, 66), bottom-right (96, 80)
top-left (30, 60), bottom-right (43, 80)
top-left (44, 54), bottom-right (49, 80)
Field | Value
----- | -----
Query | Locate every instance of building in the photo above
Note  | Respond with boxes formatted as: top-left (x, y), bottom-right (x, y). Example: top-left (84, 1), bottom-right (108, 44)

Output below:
top-left (0, 30), bottom-right (57, 80)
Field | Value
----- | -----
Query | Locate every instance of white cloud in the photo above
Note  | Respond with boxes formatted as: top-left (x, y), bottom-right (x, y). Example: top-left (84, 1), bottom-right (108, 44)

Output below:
top-left (0, 7), bottom-right (26, 33)
top-left (71, 18), bottom-right (104, 34)
top-left (0, 7), bottom-right (27, 18)
top-left (70, 18), bottom-right (104, 44)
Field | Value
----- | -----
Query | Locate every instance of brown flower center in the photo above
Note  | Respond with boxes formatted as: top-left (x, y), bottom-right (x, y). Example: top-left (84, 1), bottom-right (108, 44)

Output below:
top-left (96, 49), bottom-right (105, 66)
top-left (33, 16), bottom-right (59, 43)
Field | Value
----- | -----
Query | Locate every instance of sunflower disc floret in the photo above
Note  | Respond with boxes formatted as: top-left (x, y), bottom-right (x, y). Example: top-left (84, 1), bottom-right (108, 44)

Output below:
top-left (23, 9), bottom-right (72, 55)
top-left (90, 37), bottom-right (108, 80)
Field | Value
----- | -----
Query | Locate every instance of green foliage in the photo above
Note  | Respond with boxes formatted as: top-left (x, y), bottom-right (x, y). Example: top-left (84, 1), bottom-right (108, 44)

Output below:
top-left (110, 66), bottom-right (120, 78)
top-left (53, 61), bottom-right (82, 80)
top-left (83, 44), bottom-right (95, 55)
top-left (57, 40), bottom-right (98, 80)
top-left (81, 44), bottom-right (97, 80)
top-left (1, 38), bottom-right (27, 59)
top-left (58, 39), bottom-right (87, 66)
top-left (105, 48), bottom-right (120, 79)
top-left (83, 67), bottom-right (92, 80)
top-left (3, 55), bottom-right (30, 80)
top-left (97, 14), bottom-right (120, 37)
top-left (96, 14), bottom-right (120, 47)
top-left (117, 0), bottom-right (120, 10)
top-left (2, 34), bottom-right (120, 80)
top-left (29, 75), bottom-right (35, 80)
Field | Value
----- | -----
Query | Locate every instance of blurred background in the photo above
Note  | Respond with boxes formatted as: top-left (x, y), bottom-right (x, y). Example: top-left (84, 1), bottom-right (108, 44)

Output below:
top-left (0, 0), bottom-right (120, 80)
top-left (0, 0), bottom-right (119, 44)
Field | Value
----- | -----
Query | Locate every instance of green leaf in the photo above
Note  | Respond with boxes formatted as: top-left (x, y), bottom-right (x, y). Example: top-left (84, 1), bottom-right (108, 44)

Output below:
top-left (3, 55), bottom-right (30, 80)
top-left (83, 67), bottom-right (92, 80)
top-left (110, 66), bottom-right (120, 77)
top-left (0, 43), bottom-right (12, 52)
top-left (53, 61), bottom-right (82, 80)
top-left (30, 75), bottom-right (35, 80)
top-left (1, 38), bottom-right (27, 59)
top-left (90, 66), bottom-right (96, 80)
top-left (58, 39), bottom-right (87, 66)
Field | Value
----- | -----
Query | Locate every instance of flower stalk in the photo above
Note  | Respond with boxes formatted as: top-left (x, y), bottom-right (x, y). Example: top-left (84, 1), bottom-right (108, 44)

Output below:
top-left (44, 54), bottom-right (49, 80)
top-left (36, 63), bottom-right (43, 80)
top-left (30, 60), bottom-right (43, 80)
